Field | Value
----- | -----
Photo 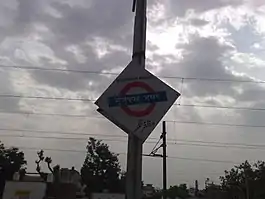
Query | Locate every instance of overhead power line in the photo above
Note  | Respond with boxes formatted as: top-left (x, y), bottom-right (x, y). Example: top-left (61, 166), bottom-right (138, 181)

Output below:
top-left (0, 134), bottom-right (129, 143)
top-left (165, 156), bottom-right (240, 164)
top-left (0, 110), bottom-right (102, 118)
top-left (0, 64), bottom-right (264, 84)
top-left (1, 125), bottom-right (265, 148)
top-left (171, 142), bottom-right (265, 150)
top-left (0, 127), bottom-right (127, 137)
top-left (2, 133), bottom-right (265, 151)
top-left (168, 120), bottom-right (265, 128)
top-left (0, 109), bottom-right (265, 129)
top-left (8, 145), bottom-right (240, 164)
top-left (0, 94), bottom-right (264, 112)
top-left (0, 94), bottom-right (95, 102)
top-left (179, 104), bottom-right (265, 111)
top-left (169, 138), bottom-right (265, 148)
top-left (0, 65), bottom-right (118, 76)
top-left (1, 109), bottom-right (265, 131)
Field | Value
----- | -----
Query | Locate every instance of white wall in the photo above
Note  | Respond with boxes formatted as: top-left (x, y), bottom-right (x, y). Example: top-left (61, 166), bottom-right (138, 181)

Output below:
top-left (3, 181), bottom-right (46, 199)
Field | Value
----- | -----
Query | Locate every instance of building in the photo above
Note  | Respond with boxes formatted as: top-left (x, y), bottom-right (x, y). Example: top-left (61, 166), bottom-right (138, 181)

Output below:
top-left (20, 173), bottom-right (44, 182)
top-left (3, 181), bottom-right (46, 199)
top-left (3, 167), bottom-right (87, 199)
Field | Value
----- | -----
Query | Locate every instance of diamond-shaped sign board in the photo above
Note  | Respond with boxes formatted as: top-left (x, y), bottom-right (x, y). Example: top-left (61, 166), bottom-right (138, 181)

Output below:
top-left (95, 60), bottom-right (180, 142)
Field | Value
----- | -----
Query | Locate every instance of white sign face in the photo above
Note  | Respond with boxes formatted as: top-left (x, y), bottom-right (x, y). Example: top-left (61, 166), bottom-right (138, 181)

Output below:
top-left (95, 60), bottom-right (180, 141)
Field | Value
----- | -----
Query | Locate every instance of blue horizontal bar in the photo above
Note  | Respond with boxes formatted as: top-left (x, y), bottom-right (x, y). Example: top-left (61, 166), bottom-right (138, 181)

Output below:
top-left (108, 91), bottom-right (168, 107)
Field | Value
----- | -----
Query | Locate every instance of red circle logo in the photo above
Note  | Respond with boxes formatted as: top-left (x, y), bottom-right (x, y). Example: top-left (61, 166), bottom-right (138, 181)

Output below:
top-left (120, 81), bottom-right (155, 117)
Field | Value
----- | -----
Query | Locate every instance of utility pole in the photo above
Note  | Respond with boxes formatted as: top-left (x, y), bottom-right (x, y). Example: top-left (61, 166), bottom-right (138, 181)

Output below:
top-left (162, 121), bottom-right (167, 199)
top-left (245, 173), bottom-right (250, 199)
top-left (143, 121), bottom-right (167, 199)
top-left (195, 180), bottom-right (199, 197)
top-left (126, 1), bottom-right (147, 199)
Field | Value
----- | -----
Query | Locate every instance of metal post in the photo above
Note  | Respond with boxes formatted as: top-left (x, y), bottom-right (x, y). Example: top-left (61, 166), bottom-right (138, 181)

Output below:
top-left (132, 0), bottom-right (147, 66)
top-left (162, 121), bottom-right (167, 199)
top-left (126, 1), bottom-right (147, 199)
top-left (126, 135), bottom-right (143, 199)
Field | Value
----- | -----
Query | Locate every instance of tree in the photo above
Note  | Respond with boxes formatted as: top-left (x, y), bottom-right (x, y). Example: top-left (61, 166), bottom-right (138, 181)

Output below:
top-left (35, 150), bottom-right (60, 182)
top-left (165, 184), bottom-right (189, 199)
top-left (0, 142), bottom-right (26, 197)
top-left (81, 137), bottom-right (123, 194)
top-left (220, 161), bottom-right (265, 199)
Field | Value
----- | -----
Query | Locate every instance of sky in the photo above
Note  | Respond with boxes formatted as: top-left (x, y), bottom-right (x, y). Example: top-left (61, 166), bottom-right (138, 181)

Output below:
top-left (1, 0), bottom-right (265, 189)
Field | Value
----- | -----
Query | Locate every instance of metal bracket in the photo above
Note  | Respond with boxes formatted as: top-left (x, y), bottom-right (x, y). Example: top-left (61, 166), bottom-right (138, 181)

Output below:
top-left (132, 0), bottom-right (137, 12)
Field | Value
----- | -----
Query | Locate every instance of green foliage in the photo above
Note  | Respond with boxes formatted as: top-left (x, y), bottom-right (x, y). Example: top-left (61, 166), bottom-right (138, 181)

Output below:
top-left (0, 142), bottom-right (26, 197)
top-left (220, 160), bottom-right (265, 199)
top-left (81, 138), bottom-right (124, 194)
top-left (149, 184), bottom-right (189, 199)
top-left (166, 184), bottom-right (189, 199)
top-left (144, 189), bottom-right (162, 199)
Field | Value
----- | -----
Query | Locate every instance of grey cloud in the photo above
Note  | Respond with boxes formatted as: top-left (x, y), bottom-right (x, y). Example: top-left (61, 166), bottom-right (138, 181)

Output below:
top-left (0, 0), bottom-right (167, 96)
top-left (30, 44), bottom-right (130, 93)
top-left (156, 34), bottom-right (265, 114)
top-left (167, 0), bottom-right (243, 17)
top-left (43, 0), bottom-right (160, 47)
top-left (152, 33), bottom-right (265, 159)
top-left (227, 20), bottom-right (261, 53)
top-left (16, 0), bottom-right (40, 26)
top-left (48, 1), bottom-right (132, 44)
top-left (189, 18), bottom-right (209, 27)
top-left (2, 0), bottom-right (265, 188)
top-left (0, 94), bottom-right (20, 113)
top-left (240, 101), bottom-right (265, 125)
top-left (5, 0), bottom-right (44, 38)
top-left (4, 0), bottom-right (135, 93)
top-left (159, 36), bottom-right (237, 98)
top-left (2, 0), bottom-right (264, 121)
top-left (227, 104), bottom-right (265, 146)
top-left (0, 1), bottom-right (18, 28)
top-left (146, 41), bottom-right (160, 52)
top-left (235, 83), bottom-right (265, 103)
top-left (178, 36), bottom-right (233, 78)
top-left (0, 69), bottom-right (20, 112)
top-left (30, 71), bottom-right (93, 92)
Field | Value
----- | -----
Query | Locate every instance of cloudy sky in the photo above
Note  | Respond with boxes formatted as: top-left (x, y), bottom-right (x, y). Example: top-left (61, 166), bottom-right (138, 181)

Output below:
top-left (1, 0), bottom-right (265, 188)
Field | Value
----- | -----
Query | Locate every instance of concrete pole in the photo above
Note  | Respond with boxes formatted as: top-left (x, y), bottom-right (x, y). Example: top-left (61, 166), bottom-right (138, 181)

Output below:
top-left (126, 135), bottom-right (143, 199)
top-left (126, 1), bottom-right (147, 199)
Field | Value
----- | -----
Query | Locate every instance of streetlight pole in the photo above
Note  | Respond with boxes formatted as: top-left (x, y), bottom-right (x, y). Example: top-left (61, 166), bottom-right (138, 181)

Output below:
top-left (143, 121), bottom-right (167, 199)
